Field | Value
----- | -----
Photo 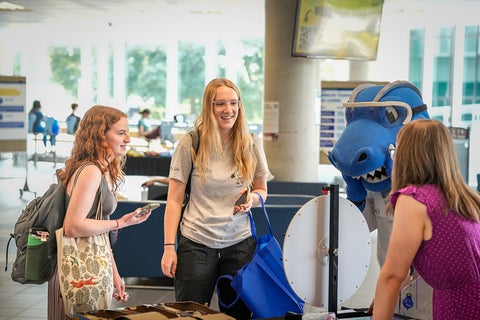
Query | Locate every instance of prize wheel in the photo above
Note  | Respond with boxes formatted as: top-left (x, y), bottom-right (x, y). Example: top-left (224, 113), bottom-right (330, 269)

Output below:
top-left (283, 195), bottom-right (371, 308)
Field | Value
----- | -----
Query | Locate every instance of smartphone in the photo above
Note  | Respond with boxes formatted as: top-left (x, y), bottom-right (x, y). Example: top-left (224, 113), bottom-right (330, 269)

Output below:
top-left (233, 188), bottom-right (250, 214)
top-left (136, 203), bottom-right (160, 217)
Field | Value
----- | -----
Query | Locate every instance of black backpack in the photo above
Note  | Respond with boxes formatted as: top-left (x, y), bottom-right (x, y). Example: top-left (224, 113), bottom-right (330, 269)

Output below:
top-left (5, 163), bottom-right (90, 284)
top-left (6, 179), bottom-right (66, 284)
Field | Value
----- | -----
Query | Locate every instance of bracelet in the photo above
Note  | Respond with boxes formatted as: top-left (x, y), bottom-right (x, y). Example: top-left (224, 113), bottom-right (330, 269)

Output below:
top-left (115, 220), bottom-right (119, 230)
top-left (164, 243), bottom-right (175, 246)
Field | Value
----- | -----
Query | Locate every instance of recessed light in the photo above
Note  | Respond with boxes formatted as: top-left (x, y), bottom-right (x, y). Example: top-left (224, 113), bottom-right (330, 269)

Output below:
top-left (0, 1), bottom-right (26, 11)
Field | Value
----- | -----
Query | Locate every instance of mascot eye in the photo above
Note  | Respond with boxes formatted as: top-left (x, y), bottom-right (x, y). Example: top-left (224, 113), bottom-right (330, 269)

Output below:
top-left (385, 106), bottom-right (399, 124)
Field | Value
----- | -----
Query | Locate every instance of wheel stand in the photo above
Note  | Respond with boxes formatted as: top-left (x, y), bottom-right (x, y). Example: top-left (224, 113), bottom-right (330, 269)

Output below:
top-left (325, 184), bottom-right (370, 319)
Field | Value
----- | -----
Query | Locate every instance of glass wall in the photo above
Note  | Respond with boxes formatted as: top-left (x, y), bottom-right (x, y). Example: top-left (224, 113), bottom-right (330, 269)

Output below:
top-left (4, 38), bottom-right (264, 132)
top-left (432, 27), bottom-right (454, 110)
top-left (409, 29), bottom-right (424, 90)
top-left (463, 26), bottom-right (480, 105)
top-left (408, 24), bottom-right (480, 186)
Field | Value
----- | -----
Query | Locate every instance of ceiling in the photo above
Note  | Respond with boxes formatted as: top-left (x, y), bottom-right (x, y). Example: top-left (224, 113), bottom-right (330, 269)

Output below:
top-left (0, 0), bottom-right (263, 31)
top-left (1, 0), bottom-right (475, 28)
top-left (0, 0), bottom-right (267, 43)
top-left (1, 0), bottom-right (478, 42)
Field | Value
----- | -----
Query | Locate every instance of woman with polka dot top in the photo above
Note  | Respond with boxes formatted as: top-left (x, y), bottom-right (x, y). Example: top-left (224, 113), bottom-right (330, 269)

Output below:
top-left (373, 119), bottom-right (480, 320)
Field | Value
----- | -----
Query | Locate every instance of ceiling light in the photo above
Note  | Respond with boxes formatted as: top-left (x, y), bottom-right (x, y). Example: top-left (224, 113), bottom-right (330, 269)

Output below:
top-left (0, 1), bottom-right (26, 11)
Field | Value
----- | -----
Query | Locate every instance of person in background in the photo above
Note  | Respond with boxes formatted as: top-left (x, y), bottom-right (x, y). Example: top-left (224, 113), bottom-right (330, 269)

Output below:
top-left (66, 103), bottom-right (81, 134)
top-left (28, 100), bottom-right (57, 152)
top-left (43, 116), bottom-right (59, 153)
top-left (137, 108), bottom-right (161, 140)
top-left (28, 100), bottom-right (45, 135)
top-left (161, 78), bottom-right (270, 319)
top-left (142, 177), bottom-right (170, 187)
top-left (48, 105), bottom-right (153, 319)
top-left (373, 119), bottom-right (480, 320)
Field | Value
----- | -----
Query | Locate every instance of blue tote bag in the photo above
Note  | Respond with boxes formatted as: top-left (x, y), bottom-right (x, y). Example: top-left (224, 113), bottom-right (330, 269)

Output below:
top-left (218, 192), bottom-right (304, 319)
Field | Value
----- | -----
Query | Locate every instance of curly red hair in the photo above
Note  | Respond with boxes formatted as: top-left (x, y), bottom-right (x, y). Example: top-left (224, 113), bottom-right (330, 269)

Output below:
top-left (57, 105), bottom-right (127, 191)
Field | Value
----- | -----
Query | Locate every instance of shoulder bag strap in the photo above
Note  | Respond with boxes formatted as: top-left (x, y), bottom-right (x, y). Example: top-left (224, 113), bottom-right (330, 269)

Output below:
top-left (246, 192), bottom-right (273, 241)
top-left (94, 184), bottom-right (103, 221)
top-left (67, 162), bottom-right (103, 220)
top-left (69, 162), bottom-right (95, 197)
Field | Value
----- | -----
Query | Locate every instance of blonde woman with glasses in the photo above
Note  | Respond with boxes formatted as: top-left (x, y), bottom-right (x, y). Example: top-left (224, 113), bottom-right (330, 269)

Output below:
top-left (161, 78), bottom-right (269, 319)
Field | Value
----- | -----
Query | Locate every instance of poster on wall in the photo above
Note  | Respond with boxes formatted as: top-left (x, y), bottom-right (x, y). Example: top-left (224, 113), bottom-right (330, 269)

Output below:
top-left (320, 84), bottom-right (350, 152)
top-left (320, 81), bottom-right (387, 164)
top-left (263, 101), bottom-right (279, 141)
top-left (0, 76), bottom-right (27, 152)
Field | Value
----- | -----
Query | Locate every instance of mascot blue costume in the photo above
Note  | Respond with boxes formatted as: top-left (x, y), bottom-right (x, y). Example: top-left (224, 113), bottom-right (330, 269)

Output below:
top-left (328, 80), bottom-right (432, 318)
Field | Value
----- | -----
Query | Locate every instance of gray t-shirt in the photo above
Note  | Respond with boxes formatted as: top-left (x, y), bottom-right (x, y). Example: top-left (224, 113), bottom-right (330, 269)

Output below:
top-left (169, 132), bottom-right (269, 248)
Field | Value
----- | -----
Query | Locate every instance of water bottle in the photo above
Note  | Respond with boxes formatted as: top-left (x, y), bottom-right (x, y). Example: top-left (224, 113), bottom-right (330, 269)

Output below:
top-left (141, 186), bottom-right (148, 201)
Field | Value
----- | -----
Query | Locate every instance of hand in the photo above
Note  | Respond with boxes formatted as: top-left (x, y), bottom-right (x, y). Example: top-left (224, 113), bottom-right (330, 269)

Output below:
top-left (141, 179), bottom-right (155, 187)
top-left (343, 174), bottom-right (367, 211)
top-left (161, 247), bottom-right (177, 278)
top-left (233, 188), bottom-right (252, 215)
top-left (119, 209), bottom-right (151, 228)
top-left (113, 274), bottom-right (127, 302)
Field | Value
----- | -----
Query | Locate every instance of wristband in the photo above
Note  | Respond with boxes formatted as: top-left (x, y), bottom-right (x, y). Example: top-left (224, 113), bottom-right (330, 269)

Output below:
top-left (164, 243), bottom-right (175, 246)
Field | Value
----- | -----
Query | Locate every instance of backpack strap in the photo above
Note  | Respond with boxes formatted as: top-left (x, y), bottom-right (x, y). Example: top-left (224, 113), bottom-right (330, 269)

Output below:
top-left (5, 234), bottom-right (14, 271)
top-left (184, 130), bottom-right (199, 201)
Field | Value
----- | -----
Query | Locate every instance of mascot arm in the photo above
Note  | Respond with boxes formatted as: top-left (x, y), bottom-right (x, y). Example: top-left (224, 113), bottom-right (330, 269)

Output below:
top-left (343, 174), bottom-right (367, 211)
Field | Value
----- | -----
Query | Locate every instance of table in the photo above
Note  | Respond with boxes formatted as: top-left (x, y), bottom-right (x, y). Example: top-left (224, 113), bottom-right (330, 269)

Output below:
top-left (123, 155), bottom-right (171, 176)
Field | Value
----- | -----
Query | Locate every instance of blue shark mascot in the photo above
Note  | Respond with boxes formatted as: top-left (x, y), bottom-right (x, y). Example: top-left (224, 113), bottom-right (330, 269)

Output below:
top-left (328, 80), bottom-right (432, 318)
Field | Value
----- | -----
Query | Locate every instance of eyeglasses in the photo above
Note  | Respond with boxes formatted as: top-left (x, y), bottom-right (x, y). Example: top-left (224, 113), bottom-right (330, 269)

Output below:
top-left (213, 100), bottom-right (239, 108)
top-left (388, 144), bottom-right (396, 160)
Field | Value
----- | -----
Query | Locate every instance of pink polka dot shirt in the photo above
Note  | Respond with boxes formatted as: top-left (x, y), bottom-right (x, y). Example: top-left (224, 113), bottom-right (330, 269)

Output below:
top-left (392, 185), bottom-right (480, 320)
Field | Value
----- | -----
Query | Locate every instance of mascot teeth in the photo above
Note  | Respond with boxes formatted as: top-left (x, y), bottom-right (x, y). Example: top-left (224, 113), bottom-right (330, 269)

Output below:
top-left (362, 166), bottom-right (388, 182)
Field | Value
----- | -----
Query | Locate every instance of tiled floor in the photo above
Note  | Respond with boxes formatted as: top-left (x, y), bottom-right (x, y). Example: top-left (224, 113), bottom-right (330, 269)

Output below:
top-left (0, 151), bottom-right (378, 319)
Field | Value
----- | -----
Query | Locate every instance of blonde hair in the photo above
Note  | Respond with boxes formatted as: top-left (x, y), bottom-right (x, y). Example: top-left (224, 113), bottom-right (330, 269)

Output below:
top-left (391, 119), bottom-right (479, 221)
top-left (58, 105), bottom-right (127, 191)
top-left (193, 78), bottom-right (256, 184)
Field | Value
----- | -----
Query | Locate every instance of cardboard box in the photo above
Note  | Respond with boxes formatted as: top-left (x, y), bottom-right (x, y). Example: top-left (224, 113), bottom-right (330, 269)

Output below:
top-left (74, 301), bottom-right (235, 320)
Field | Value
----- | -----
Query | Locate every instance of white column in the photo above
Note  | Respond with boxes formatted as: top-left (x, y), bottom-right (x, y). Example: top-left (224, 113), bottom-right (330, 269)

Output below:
top-left (78, 45), bottom-right (93, 108)
top-left (112, 41), bottom-right (126, 108)
top-left (204, 39), bottom-right (217, 82)
top-left (165, 39), bottom-right (178, 121)
top-left (264, 0), bottom-right (320, 181)
top-left (96, 42), bottom-right (109, 104)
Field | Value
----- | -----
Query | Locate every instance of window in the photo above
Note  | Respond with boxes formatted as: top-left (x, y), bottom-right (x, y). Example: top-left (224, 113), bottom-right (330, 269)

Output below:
top-left (409, 29), bottom-right (424, 90)
top-left (432, 27), bottom-right (454, 108)
top-left (462, 26), bottom-right (480, 104)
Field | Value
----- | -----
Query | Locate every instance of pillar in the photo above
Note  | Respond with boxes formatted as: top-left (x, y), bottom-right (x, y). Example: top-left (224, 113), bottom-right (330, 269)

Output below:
top-left (264, 0), bottom-right (320, 182)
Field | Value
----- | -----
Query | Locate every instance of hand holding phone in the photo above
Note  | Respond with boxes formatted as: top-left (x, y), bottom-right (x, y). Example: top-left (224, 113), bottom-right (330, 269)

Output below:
top-left (136, 203), bottom-right (160, 217)
top-left (233, 188), bottom-right (250, 214)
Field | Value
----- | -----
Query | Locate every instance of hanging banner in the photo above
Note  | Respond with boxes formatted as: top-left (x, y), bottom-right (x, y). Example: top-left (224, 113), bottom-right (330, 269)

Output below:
top-left (263, 101), bottom-right (279, 141)
top-left (0, 76), bottom-right (27, 152)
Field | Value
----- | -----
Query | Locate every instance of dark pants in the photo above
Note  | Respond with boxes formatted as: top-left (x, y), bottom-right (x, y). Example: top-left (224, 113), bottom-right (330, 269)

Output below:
top-left (175, 235), bottom-right (256, 320)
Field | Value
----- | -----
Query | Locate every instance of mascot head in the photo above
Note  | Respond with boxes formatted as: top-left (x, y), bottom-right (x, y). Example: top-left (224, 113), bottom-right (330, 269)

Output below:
top-left (328, 80), bottom-right (429, 209)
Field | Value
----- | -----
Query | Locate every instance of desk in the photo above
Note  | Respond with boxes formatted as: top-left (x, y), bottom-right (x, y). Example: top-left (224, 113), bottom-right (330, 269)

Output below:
top-left (124, 155), bottom-right (171, 176)
top-left (111, 200), bottom-right (305, 280)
